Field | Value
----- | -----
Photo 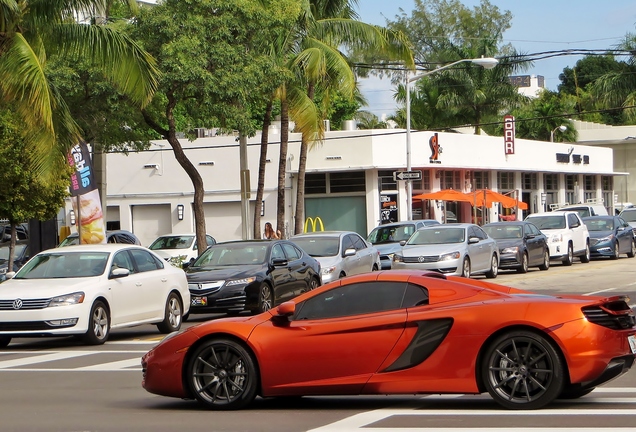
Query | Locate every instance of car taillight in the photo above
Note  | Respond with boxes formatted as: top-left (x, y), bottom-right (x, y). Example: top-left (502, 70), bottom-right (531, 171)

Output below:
top-left (582, 299), bottom-right (636, 330)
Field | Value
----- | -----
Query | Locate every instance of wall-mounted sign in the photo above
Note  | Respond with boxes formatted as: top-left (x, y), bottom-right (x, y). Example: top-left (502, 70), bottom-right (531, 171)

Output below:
top-left (503, 115), bottom-right (515, 155)
top-left (380, 193), bottom-right (398, 224)
top-left (556, 147), bottom-right (590, 164)
top-left (429, 133), bottom-right (442, 164)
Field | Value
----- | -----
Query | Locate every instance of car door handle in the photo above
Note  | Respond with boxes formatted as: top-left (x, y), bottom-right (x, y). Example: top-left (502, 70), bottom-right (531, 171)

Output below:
top-left (135, 282), bottom-right (142, 287)
top-left (161, 278), bottom-right (167, 282)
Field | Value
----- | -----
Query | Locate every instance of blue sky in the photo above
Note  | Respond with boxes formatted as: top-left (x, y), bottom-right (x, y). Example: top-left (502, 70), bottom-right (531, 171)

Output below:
top-left (354, 0), bottom-right (636, 119)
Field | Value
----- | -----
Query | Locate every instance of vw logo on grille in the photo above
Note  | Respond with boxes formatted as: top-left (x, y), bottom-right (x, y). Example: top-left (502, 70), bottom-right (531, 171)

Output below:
top-left (197, 284), bottom-right (203, 290)
top-left (418, 256), bottom-right (426, 263)
top-left (12, 299), bottom-right (23, 310)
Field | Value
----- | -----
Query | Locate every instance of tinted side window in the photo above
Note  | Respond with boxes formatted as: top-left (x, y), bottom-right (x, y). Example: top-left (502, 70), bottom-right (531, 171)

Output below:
top-left (402, 283), bottom-right (429, 307)
top-left (206, 236), bottom-right (216, 246)
top-left (351, 234), bottom-right (367, 250)
top-left (113, 250), bottom-right (136, 273)
top-left (474, 226), bottom-right (488, 240)
top-left (271, 244), bottom-right (285, 260)
top-left (282, 243), bottom-right (301, 261)
top-left (295, 281), bottom-right (407, 320)
top-left (567, 214), bottom-right (580, 228)
top-left (342, 235), bottom-right (356, 253)
top-left (467, 227), bottom-right (477, 239)
top-left (130, 249), bottom-right (161, 272)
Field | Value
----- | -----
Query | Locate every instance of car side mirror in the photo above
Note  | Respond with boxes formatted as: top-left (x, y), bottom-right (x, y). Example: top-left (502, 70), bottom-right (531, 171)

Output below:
top-left (343, 248), bottom-right (356, 257)
top-left (110, 268), bottom-right (130, 279)
top-left (275, 301), bottom-right (295, 317)
top-left (271, 258), bottom-right (288, 267)
top-left (468, 237), bottom-right (480, 244)
top-left (399, 240), bottom-right (407, 246)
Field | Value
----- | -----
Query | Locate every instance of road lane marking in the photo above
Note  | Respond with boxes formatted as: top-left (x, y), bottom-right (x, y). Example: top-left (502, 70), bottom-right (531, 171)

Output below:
top-left (75, 358), bottom-right (141, 371)
top-left (584, 288), bottom-right (617, 296)
top-left (0, 351), bottom-right (96, 369)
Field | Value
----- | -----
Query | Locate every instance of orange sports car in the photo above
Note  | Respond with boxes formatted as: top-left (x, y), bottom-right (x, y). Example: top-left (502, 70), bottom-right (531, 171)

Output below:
top-left (141, 270), bottom-right (636, 410)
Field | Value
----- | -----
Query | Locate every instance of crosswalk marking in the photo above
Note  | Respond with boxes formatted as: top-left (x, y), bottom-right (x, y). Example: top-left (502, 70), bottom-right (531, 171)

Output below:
top-left (75, 357), bottom-right (141, 371)
top-left (0, 350), bottom-right (147, 371)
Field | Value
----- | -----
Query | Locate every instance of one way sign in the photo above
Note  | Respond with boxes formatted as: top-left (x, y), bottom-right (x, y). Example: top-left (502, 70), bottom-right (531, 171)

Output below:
top-left (393, 171), bottom-right (422, 181)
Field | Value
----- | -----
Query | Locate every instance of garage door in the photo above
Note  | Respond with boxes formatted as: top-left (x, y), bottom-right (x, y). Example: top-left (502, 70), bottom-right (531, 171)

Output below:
top-left (131, 204), bottom-right (172, 247)
top-left (203, 201), bottom-right (255, 242)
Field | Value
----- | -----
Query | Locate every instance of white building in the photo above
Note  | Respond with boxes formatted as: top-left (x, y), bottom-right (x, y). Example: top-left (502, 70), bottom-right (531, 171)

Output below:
top-left (60, 128), bottom-right (619, 246)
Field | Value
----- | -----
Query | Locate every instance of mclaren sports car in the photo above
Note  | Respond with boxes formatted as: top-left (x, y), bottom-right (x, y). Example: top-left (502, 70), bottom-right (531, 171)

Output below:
top-left (141, 270), bottom-right (636, 410)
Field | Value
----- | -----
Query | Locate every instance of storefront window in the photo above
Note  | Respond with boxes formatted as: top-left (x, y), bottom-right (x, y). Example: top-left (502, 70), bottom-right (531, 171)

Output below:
top-left (474, 171), bottom-right (490, 189)
top-left (523, 173), bottom-right (537, 190)
top-left (584, 175), bottom-right (596, 202)
top-left (497, 172), bottom-right (514, 190)
top-left (441, 170), bottom-right (461, 190)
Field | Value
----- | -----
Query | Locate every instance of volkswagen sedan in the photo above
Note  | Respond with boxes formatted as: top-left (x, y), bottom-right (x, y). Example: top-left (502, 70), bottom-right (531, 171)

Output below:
top-left (0, 244), bottom-right (189, 347)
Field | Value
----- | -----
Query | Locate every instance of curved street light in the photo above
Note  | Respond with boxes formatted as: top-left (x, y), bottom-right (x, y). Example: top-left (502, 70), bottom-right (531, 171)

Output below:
top-left (405, 57), bottom-right (499, 221)
top-left (550, 125), bottom-right (567, 142)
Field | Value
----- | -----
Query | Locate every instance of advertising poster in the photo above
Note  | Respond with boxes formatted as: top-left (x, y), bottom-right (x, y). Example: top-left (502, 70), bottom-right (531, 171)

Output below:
top-left (68, 142), bottom-right (106, 244)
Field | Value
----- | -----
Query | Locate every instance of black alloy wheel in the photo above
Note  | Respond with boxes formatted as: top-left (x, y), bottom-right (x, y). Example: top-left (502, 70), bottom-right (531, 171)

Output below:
top-left (257, 283), bottom-right (273, 313)
top-left (187, 338), bottom-right (258, 410)
top-left (482, 330), bottom-right (564, 410)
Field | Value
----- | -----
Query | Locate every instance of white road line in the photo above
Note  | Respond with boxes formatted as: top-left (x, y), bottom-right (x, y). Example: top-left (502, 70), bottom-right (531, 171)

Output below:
top-left (584, 288), bottom-right (617, 296)
top-left (0, 368), bottom-right (141, 372)
top-left (0, 351), bottom-right (96, 369)
top-left (75, 358), bottom-right (141, 371)
top-left (106, 340), bottom-right (159, 345)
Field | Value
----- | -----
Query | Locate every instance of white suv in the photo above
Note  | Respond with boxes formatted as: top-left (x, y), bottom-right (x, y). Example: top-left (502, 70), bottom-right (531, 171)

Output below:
top-left (525, 211), bottom-right (590, 265)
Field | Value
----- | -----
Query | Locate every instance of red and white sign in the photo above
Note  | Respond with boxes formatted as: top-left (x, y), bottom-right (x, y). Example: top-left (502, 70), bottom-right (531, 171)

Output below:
top-left (503, 115), bottom-right (515, 155)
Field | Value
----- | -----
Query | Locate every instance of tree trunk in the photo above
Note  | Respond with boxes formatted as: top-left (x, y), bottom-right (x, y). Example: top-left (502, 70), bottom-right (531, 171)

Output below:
top-left (254, 100), bottom-right (273, 239)
top-left (7, 224), bottom-right (16, 273)
top-left (276, 98), bottom-right (289, 238)
top-left (293, 83), bottom-right (316, 235)
top-left (141, 93), bottom-right (208, 255)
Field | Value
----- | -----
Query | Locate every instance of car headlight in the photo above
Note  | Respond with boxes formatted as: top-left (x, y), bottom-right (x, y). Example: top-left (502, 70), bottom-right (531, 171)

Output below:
top-left (48, 292), bottom-right (85, 307)
top-left (597, 235), bottom-right (615, 243)
top-left (0, 268), bottom-right (6, 275)
top-left (225, 277), bottom-right (256, 287)
top-left (393, 254), bottom-right (403, 262)
top-left (386, 253), bottom-right (395, 260)
top-left (550, 234), bottom-right (563, 243)
top-left (439, 251), bottom-right (460, 261)
top-left (502, 247), bottom-right (519, 254)
top-left (321, 266), bottom-right (336, 275)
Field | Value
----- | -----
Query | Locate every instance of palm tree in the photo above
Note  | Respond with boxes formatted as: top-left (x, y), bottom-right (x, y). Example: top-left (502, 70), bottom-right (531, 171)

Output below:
top-left (287, 0), bottom-right (414, 235)
top-left (354, 110), bottom-right (387, 129)
top-left (0, 0), bottom-right (159, 173)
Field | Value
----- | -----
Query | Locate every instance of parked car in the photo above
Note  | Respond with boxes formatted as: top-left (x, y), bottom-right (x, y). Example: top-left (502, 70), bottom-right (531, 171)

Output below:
top-left (290, 231), bottom-right (380, 284)
top-left (483, 221), bottom-right (550, 273)
top-left (525, 211), bottom-right (590, 266)
top-left (367, 220), bottom-right (441, 269)
top-left (58, 230), bottom-right (142, 247)
top-left (392, 223), bottom-right (499, 278)
top-left (619, 207), bottom-right (636, 237)
top-left (0, 240), bottom-right (30, 282)
top-left (582, 215), bottom-right (636, 260)
top-left (0, 244), bottom-right (190, 347)
top-left (141, 270), bottom-right (636, 410)
top-left (148, 233), bottom-right (216, 266)
top-left (184, 240), bottom-right (321, 317)
top-left (0, 223), bottom-right (28, 242)
top-left (551, 203), bottom-right (609, 218)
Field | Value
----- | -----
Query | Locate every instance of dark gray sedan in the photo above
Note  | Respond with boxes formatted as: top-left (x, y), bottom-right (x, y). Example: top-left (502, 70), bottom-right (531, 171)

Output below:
top-left (483, 221), bottom-right (550, 273)
top-left (582, 215), bottom-right (636, 260)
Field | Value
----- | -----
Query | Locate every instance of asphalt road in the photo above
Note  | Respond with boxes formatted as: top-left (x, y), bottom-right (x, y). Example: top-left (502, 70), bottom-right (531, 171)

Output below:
top-left (2, 255), bottom-right (636, 432)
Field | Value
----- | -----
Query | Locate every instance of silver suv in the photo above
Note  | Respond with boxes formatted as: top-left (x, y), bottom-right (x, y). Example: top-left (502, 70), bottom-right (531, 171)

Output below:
top-left (619, 208), bottom-right (636, 237)
top-left (525, 211), bottom-right (590, 265)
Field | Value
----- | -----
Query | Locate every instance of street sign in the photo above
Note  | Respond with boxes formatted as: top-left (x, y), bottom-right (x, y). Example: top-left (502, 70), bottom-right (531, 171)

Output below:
top-left (393, 171), bottom-right (422, 181)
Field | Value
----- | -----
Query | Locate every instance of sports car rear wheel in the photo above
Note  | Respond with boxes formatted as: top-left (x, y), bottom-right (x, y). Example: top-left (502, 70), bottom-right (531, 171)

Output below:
top-left (187, 338), bottom-right (258, 410)
top-left (483, 330), bottom-right (564, 410)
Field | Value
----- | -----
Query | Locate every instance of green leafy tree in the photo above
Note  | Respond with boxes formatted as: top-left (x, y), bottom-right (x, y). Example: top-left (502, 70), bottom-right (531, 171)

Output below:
top-left (0, 108), bottom-right (71, 270)
top-left (354, 110), bottom-right (387, 129)
top-left (130, 0), bottom-right (298, 250)
top-left (0, 0), bottom-right (159, 174)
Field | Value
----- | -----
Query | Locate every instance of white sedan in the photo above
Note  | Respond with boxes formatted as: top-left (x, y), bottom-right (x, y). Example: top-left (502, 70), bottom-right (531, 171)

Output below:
top-left (0, 244), bottom-right (189, 347)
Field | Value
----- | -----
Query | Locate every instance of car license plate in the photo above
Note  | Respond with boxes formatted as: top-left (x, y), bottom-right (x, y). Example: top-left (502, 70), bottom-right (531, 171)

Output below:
top-left (629, 335), bottom-right (636, 354)
top-left (191, 296), bottom-right (207, 307)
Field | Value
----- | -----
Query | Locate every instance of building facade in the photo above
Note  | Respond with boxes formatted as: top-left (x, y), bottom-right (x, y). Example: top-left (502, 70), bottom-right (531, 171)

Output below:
top-left (60, 128), bottom-right (618, 246)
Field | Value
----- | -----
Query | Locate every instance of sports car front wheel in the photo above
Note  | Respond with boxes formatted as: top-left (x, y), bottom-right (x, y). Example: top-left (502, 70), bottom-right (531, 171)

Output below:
top-left (482, 330), bottom-right (564, 410)
top-left (187, 338), bottom-right (258, 410)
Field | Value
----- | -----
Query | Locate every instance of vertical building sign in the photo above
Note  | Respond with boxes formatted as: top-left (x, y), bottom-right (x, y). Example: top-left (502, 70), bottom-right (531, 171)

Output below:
top-left (68, 142), bottom-right (106, 244)
top-left (503, 115), bottom-right (515, 155)
top-left (380, 193), bottom-right (398, 224)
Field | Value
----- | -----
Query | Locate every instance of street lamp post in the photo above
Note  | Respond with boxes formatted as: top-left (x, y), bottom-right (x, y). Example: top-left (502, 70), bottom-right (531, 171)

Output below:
top-left (550, 125), bottom-right (567, 142)
top-left (405, 57), bottom-right (499, 220)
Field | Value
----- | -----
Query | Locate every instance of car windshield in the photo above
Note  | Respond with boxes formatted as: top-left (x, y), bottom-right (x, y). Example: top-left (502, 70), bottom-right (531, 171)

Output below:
top-left (408, 228), bottom-right (465, 245)
top-left (193, 244), bottom-right (267, 267)
top-left (584, 219), bottom-right (614, 231)
top-left (367, 224), bottom-right (415, 244)
top-left (0, 244), bottom-right (27, 263)
top-left (59, 235), bottom-right (79, 247)
top-left (149, 235), bottom-right (194, 250)
top-left (527, 216), bottom-right (566, 230)
top-left (483, 226), bottom-right (523, 240)
top-left (621, 210), bottom-right (636, 222)
top-left (290, 237), bottom-right (340, 257)
top-left (14, 251), bottom-right (109, 279)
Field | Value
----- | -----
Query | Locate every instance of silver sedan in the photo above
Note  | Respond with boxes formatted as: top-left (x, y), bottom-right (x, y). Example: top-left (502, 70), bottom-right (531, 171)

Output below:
top-left (392, 223), bottom-right (499, 278)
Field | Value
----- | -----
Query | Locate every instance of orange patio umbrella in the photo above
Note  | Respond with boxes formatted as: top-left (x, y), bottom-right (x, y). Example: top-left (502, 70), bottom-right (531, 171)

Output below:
top-left (472, 189), bottom-right (528, 210)
top-left (413, 189), bottom-right (475, 203)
